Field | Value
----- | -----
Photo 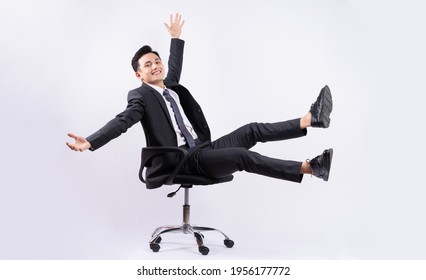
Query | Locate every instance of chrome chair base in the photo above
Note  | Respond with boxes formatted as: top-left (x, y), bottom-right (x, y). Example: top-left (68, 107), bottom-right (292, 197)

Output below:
top-left (149, 223), bottom-right (234, 255)
top-left (148, 188), bottom-right (234, 255)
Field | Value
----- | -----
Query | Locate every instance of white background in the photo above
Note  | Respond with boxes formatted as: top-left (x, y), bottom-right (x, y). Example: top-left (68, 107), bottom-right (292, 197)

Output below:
top-left (1, 0), bottom-right (425, 260)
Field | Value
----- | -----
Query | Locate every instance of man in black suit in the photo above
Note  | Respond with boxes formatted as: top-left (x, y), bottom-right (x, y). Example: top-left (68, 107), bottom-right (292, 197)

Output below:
top-left (67, 13), bottom-right (334, 189)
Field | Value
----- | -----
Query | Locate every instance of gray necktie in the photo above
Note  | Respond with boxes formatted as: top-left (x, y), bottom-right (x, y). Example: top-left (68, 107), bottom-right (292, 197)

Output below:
top-left (163, 89), bottom-right (196, 147)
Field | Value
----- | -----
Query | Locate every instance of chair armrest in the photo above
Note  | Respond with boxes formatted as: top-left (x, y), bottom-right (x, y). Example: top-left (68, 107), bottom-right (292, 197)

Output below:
top-left (139, 146), bottom-right (189, 184)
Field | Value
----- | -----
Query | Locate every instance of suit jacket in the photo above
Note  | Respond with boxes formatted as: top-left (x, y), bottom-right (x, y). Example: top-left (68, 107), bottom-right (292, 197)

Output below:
top-left (86, 39), bottom-right (211, 189)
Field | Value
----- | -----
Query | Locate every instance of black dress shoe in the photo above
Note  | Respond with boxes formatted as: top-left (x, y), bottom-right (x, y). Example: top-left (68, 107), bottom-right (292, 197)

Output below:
top-left (310, 85), bottom-right (333, 128)
top-left (307, 148), bottom-right (333, 181)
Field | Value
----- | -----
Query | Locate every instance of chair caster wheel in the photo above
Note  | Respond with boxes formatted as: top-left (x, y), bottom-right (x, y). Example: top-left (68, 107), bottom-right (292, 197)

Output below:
top-left (224, 239), bottom-right (234, 248)
top-left (150, 243), bottom-right (160, 252)
top-left (153, 236), bottom-right (162, 244)
top-left (198, 245), bottom-right (210, 255)
top-left (194, 232), bottom-right (205, 247)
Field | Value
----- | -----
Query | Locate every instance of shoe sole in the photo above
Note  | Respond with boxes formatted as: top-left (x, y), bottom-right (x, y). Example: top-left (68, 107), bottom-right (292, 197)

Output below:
top-left (320, 85), bottom-right (333, 128)
top-left (323, 148), bottom-right (333, 181)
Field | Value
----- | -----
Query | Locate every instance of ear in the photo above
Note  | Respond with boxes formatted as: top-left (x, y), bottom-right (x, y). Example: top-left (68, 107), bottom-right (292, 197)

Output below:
top-left (135, 72), bottom-right (142, 80)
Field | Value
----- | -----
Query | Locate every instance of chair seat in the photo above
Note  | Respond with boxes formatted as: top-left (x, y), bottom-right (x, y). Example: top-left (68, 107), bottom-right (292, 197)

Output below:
top-left (172, 174), bottom-right (233, 186)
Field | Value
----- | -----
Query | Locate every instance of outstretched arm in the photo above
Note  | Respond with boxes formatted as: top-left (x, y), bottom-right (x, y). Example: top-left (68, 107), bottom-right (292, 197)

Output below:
top-left (164, 13), bottom-right (185, 38)
top-left (66, 96), bottom-right (144, 153)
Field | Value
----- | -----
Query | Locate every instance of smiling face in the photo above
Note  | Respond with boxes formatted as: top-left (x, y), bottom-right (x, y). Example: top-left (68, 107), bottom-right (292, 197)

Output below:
top-left (135, 52), bottom-right (165, 87)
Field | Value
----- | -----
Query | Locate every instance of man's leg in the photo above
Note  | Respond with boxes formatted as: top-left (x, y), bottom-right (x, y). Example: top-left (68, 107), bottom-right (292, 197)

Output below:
top-left (196, 147), bottom-right (305, 183)
top-left (195, 144), bottom-right (333, 183)
top-left (211, 118), bottom-right (307, 150)
top-left (186, 118), bottom-right (308, 183)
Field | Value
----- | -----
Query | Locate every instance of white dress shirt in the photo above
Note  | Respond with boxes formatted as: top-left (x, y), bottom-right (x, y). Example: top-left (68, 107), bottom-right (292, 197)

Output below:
top-left (147, 83), bottom-right (198, 146)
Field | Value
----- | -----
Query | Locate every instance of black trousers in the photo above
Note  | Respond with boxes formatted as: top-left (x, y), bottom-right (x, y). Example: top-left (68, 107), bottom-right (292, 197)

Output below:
top-left (186, 118), bottom-right (307, 183)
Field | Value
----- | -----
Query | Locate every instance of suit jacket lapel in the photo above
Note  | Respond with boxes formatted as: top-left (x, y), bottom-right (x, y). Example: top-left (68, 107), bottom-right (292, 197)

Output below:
top-left (141, 83), bottom-right (175, 131)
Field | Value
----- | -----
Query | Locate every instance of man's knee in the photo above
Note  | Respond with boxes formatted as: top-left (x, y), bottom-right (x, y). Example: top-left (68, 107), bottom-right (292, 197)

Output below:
top-left (228, 148), bottom-right (252, 168)
top-left (241, 122), bottom-right (263, 139)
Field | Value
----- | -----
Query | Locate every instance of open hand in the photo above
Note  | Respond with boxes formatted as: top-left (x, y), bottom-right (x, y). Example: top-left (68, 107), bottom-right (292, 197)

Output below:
top-left (164, 13), bottom-right (185, 38)
top-left (66, 133), bottom-right (91, 152)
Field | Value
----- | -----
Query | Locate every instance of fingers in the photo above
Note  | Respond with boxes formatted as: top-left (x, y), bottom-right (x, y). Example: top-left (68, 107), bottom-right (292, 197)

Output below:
top-left (66, 142), bottom-right (78, 151)
top-left (66, 133), bottom-right (78, 151)
top-left (175, 13), bottom-right (182, 25)
top-left (67, 132), bottom-right (86, 142)
top-left (169, 12), bottom-right (184, 26)
top-left (176, 13), bottom-right (184, 27)
top-left (67, 132), bottom-right (77, 139)
top-left (66, 133), bottom-right (89, 152)
top-left (66, 142), bottom-right (87, 152)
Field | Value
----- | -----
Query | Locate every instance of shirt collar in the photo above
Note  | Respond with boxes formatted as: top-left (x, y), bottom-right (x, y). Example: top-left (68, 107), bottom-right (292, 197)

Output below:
top-left (144, 82), bottom-right (166, 95)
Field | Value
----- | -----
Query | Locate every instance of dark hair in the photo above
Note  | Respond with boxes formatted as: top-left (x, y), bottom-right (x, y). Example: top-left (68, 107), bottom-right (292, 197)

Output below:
top-left (131, 45), bottom-right (160, 72)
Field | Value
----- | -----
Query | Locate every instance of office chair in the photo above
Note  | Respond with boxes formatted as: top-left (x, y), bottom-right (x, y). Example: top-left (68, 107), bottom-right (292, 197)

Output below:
top-left (139, 146), bottom-right (235, 255)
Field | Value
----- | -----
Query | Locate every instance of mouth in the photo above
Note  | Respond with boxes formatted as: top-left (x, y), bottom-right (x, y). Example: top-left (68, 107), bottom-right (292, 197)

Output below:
top-left (152, 70), bottom-right (162, 75)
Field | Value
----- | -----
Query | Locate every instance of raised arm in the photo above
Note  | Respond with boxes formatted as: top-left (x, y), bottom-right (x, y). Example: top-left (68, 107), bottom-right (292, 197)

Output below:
top-left (164, 13), bottom-right (185, 84)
